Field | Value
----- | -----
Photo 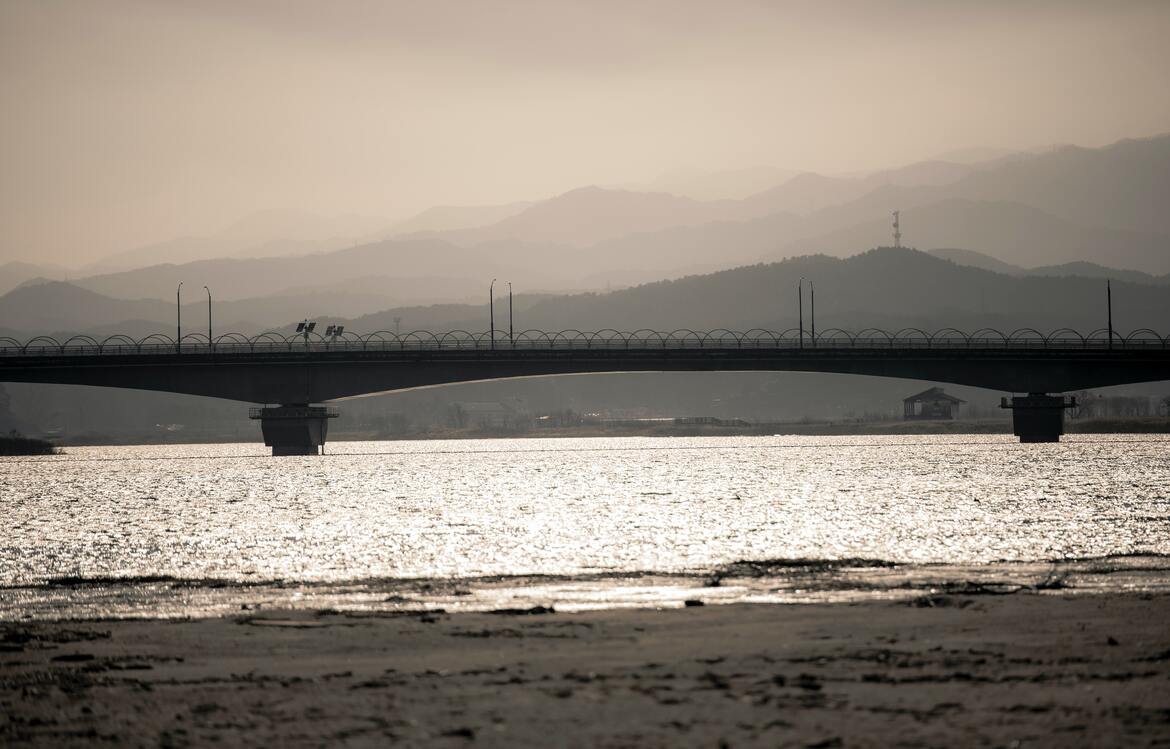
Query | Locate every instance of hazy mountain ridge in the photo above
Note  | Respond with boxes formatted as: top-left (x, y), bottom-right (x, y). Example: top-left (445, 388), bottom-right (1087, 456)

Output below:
top-left (929, 249), bottom-right (1170, 285)
top-left (498, 248), bottom-right (1169, 333)
top-left (7, 248), bottom-right (1167, 340)
top-left (17, 133), bottom-right (1170, 314)
top-left (389, 134), bottom-right (1170, 276)
top-left (737, 159), bottom-right (976, 218)
top-left (0, 282), bottom-right (178, 334)
top-left (626, 166), bottom-right (802, 201)
top-left (0, 280), bottom-right (402, 337)
top-left (0, 261), bottom-right (70, 295)
top-left (425, 157), bottom-right (983, 250)
top-left (383, 202), bottom-right (535, 237)
top-left (87, 209), bottom-right (390, 272)
top-left (927, 248), bottom-right (1023, 275)
top-left (225, 249), bottom-right (1170, 338)
top-left (72, 238), bottom-right (500, 302)
top-left (431, 186), bottom-right (745, 248)
top-left (942, 135), bottom-right (1170, 236)
top-left (772, 198), bottom-right (1170, 272)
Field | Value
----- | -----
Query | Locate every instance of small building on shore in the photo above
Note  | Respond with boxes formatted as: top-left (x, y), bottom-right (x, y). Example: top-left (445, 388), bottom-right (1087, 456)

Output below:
top-left (903, 387), bottom-right (965, 420)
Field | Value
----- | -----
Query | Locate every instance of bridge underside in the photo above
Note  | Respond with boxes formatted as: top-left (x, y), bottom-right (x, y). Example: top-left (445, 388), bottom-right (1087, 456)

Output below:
top-left (2, 348), bottom-right (1168, 451)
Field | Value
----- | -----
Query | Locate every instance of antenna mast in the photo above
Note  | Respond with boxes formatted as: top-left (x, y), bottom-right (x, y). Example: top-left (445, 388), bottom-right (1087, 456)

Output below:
top-left (892, 210), bottom-right (902, 248)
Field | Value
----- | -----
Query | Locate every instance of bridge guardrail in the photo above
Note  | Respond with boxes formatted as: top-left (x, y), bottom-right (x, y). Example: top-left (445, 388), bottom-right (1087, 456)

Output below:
top-left (1, 328), bottom-right (1166, 357)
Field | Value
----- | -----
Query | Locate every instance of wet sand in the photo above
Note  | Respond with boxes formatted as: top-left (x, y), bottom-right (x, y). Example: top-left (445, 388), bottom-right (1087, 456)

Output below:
top-left (3, 593), bottom-right (1170, 747)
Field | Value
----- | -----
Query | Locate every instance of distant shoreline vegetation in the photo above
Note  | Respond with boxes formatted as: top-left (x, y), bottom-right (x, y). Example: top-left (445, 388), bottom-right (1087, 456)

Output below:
top-left (0, 432), bottom-right (60, 456)
top-left (36, 416), bottom-right (1170, 446)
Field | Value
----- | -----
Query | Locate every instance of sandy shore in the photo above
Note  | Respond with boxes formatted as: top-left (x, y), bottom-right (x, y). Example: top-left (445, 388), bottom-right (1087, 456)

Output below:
top-left (3, 593), bottom-right (1170, 747)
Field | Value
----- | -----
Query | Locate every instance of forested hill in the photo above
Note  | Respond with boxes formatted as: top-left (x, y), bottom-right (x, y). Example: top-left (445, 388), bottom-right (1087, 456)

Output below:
top-left (345, 247), bottom-right (1169, 335)
top-left (4, 247), bottom-right (1166, 339)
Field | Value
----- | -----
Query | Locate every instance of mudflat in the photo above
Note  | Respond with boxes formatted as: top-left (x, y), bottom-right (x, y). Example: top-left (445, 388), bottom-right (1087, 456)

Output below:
top-left (3, 593), bottom-right (1169, 747)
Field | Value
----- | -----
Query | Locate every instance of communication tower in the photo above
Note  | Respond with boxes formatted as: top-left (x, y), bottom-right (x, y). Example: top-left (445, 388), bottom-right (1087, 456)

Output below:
top-left (892, 210), bottom-right (902, 248)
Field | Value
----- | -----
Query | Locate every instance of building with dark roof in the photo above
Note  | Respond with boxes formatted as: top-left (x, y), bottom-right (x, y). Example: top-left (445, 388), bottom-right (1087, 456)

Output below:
top-left (903, 387), bottom-right (965, 420)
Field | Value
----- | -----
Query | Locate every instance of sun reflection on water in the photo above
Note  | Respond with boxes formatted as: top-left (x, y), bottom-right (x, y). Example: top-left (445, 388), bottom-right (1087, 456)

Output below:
top-left (2, 434), bottom-right (1168, 618)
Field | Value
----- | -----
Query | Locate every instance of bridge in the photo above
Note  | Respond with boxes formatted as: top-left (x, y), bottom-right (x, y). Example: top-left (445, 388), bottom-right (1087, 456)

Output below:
top-left (3, 327), bottom-right (1168, 453)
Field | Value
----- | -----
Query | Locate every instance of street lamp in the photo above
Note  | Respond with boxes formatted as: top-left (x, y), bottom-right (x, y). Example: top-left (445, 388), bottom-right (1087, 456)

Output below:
top-left (176, 281), bottom-right (183, 353)
top-left (508, 281), bottom-right (513, 346)
top-left (489, 278), bottom-right (497, 350)
top-left (809, 280), bottom-right (815, 346)
top-left (797, 277), bottom-right (803, 349)
top-left (203, 286), bottom-right (212, 350)
top-left (798, 277), bottom-right (816, 348)
top-left (1107, 279), bottom-right (1113, 350)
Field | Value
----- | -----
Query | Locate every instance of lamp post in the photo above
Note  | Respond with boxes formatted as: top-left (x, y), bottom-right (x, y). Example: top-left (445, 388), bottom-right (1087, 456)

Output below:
top-left (489, 278), bottom-right (496, 350)
top-left (176, 281), bottom-right (183, 353)
top-left (508, 281), bottom-right (513, 346)
top-left (1107, 279), bottom-right (1113, 350)
top-left (204, 286), bottom-right (212, 350)
top-left (810, 280), bottom-right (815, 347)
top-left (797, 277), bottom-right (804, 349)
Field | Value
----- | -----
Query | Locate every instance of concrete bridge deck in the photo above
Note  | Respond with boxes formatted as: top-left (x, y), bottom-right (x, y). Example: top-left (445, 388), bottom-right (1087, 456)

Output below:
top-left (3, 328), bottom-right (1168, 451)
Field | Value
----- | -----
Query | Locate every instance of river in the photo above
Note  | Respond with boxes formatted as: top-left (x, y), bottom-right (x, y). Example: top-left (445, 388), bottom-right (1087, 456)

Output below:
top-left (3, 435), bottom-right (1168, 619)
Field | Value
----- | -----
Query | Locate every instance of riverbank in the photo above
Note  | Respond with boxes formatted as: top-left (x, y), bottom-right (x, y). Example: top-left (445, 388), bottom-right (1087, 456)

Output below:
top-left (43, 416), bottom-right (1170, 445)
top-left (3, 593), bottom-right (1169, 747)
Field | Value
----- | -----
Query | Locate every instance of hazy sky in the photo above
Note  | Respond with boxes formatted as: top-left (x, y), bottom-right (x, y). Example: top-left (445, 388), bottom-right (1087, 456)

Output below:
top-left (2, 0), bottom-right (1169, 266)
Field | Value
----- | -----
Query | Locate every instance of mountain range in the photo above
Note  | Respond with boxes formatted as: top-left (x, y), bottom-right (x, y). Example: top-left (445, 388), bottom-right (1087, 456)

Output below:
top-left (5, 248), bottom-right (1166, 342)
top-left (2, 133), bottom-right (1168, 340)
top-left (86, 209), bottom-right (391, 273)
top-left (335, 248), bottom-right (1170, 336)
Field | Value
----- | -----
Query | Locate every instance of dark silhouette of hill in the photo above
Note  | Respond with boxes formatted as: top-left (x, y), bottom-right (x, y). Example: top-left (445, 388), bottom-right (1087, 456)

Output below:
top-left (341, 248), bottom-right (1170, 336)
top-left (928, 249), bottom-right (1169, 285)
top-left (1025, 262), bottom-right (1169, 285)
top-left (0, 281), bottom-right (369, 336)
top-left (928, 249), bottom-right (1023, 275)
top-left (772, 199), bottom-right (1170, 273)
top-left (0, 282), bottom-right (175, 334)
top-left (561, 196), bottom-right (1170, 278)
top-left (7, 248), bottom-right (1168, 340)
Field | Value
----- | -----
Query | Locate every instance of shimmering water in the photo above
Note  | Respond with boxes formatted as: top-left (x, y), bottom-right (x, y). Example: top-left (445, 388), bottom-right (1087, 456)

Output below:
top-left (2, 435), bottom-right (1169, 619)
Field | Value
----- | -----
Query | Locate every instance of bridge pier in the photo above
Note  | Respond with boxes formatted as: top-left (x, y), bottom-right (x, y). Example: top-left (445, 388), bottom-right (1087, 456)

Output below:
top-left (1000, 394), bottom-right (1076, 443)
top-left (249, 405), bottom-right (338, 456)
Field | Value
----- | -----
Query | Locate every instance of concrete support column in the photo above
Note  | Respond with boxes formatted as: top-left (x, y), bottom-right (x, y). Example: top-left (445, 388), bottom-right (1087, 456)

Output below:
top-left (249, 404), bottom-right (338, 456)
top-left (999, 394), bottom-right (1076, 443)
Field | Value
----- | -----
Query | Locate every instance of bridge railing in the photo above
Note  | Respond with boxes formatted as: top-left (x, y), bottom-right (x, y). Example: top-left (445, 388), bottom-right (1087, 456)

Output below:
top-left (1, 328), bottom-right (1166, 357)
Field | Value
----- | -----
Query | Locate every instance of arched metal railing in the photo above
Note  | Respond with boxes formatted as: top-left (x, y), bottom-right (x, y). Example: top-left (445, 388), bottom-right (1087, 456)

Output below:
top-left (0, 327), bottom-right (1166, 357)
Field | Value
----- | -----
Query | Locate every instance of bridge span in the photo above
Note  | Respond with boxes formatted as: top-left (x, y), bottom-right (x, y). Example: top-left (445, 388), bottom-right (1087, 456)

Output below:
top-left (3, 328), bottom-right (1168, 453)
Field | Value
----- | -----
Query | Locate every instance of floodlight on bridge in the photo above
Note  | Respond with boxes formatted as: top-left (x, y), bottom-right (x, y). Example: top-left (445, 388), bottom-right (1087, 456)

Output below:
top-left (306, 322), bottom-right (316, 333)
top-left (325, 325), bottom-right (336, 337)
top-left (296, 322), bottom-right (306, 333)
top-left (335, 326), bottom-right (344, 337)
